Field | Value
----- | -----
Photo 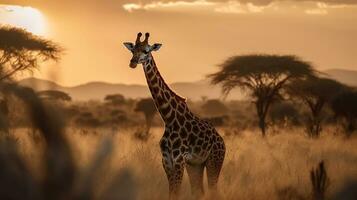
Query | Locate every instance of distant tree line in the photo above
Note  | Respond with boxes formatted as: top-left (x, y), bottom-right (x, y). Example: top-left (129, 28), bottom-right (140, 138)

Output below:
top-left (0, 26), bottom-right (61, 81)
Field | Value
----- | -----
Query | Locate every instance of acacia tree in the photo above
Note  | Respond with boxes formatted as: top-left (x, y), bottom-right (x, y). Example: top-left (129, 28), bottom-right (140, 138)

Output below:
top-left (330, 90), bottom-right (357, 137)
top-left (134, 98), bottom-right (157, 134)
top-left (0, 26), bottom-right (61, 81)
top-left (288, 77), bottom-right (345, 137)
top-left (209, 54), bottom-right (315, 136)
top-left (104, 94), bottom-right (126, 106)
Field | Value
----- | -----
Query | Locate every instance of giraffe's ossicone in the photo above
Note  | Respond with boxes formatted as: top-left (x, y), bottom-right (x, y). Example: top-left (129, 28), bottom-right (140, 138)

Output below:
top-left (123, 32), bottom-right (226, 199)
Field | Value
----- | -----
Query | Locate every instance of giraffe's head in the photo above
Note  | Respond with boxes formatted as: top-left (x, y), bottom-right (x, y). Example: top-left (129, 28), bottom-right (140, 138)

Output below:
top-left (123, 32), bottom-right (162, 68)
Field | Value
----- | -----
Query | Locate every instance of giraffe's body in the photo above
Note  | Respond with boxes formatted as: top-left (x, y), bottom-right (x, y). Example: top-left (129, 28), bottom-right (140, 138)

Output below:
top-left (124, 33), bottom-right (225, 199)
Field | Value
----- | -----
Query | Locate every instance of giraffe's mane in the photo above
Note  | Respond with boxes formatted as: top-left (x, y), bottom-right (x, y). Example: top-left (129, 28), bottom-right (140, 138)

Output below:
top-left (156, 70), bottom-right (187, 102)
top-left (166, 84), bottom-right (187, 102)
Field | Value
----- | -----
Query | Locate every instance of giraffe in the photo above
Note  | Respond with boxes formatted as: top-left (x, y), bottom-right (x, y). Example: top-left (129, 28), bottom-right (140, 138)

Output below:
top-left (123, 32), bottom-right (225, 199)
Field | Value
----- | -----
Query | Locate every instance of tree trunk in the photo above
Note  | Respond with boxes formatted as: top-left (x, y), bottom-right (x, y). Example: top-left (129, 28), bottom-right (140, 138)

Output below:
top-left (307, 102), bottom-right (324, 138)
top-left (145, 114), bottom-right (154, 135)
top-left (307, 117), bottom-right (321, 138)
top-left (259, 116), bottom-right (266, 137)
top-left (256, 101), bottom-right (267, 137)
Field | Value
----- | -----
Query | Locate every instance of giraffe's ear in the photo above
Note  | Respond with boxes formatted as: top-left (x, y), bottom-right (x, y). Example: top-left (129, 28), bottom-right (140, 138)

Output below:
top-left (123, 42), bottom-right (134, 51)
top-left (150, 43), bottom-right (162, 51)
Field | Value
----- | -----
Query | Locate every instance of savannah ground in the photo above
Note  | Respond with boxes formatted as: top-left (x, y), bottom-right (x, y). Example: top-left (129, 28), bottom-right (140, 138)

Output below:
top-left (11, 126), bottom-right (357, 200)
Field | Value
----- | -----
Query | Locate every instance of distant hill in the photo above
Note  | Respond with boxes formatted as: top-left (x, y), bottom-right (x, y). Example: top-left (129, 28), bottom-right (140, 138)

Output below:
top-left (19, 78), bottom-right (244, 101)
top-left (323, 69), bottom-right (357, 86)
top-left (19, 78), bottom-right (62, 90)
top-left (19, 69), bottom-right (356, 101)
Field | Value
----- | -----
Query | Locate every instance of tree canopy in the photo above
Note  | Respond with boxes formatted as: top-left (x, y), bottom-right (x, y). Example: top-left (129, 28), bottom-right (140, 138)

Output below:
top-left (104, 94), bottom-right (126, 106)
top-left (209, 54), bottom-right (315, 96)
top-left (134, 98), bottom-right (157, 133)
top-left (289, 77), bottom-right (345, 104)
top-left (331, 90), bottom-right (357, 119)
top-left (0, 26), bottom-right (61, 81)
top-left (135, 98), bottom-right (156, 119)
top-left (330, 90), bottom-right (357, 135)
top-left (209, 54), bottom-right (316, 136)
top-left (288, 77), bottom-right (346, 137)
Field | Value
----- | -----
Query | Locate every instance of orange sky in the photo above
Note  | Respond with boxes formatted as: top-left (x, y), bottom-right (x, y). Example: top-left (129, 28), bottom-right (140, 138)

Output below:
top-left (0, 0), bottom-right (356, 86)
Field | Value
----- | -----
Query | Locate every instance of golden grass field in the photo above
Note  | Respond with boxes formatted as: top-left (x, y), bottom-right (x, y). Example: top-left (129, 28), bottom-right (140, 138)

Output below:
top-left (11, 127), bottom-right (357, 200)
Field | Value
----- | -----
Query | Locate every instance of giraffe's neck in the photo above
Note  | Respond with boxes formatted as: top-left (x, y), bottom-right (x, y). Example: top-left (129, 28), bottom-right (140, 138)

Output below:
top-left (143, 56), bottom-right (191, 125)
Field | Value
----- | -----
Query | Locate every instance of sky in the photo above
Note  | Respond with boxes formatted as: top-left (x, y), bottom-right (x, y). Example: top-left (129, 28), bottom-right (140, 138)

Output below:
top-left (0, 0), bottom-right (356, 86)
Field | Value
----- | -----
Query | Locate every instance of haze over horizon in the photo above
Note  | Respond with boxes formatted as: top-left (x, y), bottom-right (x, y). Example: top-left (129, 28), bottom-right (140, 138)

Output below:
top-left (1, 0), bottom-right (356, 86)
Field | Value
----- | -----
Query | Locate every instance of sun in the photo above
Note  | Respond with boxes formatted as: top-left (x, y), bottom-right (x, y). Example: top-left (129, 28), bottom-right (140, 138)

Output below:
top-left (0, 5), bottom-right (47, 36)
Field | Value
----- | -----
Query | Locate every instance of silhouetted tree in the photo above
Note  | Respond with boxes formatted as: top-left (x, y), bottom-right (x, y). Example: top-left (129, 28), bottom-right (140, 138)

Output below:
top-left (38, 90), bottom-right (72, 101)
top-left (288, 77), bottom-right (345, 137)
top-left (209, 54), bottom-right (315, 136)
top-left (0, 26), bottom-right (61, 81)
top-left (104, 94), bottom-right (126, 106)
top-left (201, 99), bottom-right (228, 116)
top-left (331, 90), bottom-right (357, 136)
top-left (134, 98), bottom-right (157, 134)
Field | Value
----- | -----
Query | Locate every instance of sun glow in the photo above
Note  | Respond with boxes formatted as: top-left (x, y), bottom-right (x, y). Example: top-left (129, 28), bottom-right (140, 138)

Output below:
top-left (0, 5), bottom-right (47, 36)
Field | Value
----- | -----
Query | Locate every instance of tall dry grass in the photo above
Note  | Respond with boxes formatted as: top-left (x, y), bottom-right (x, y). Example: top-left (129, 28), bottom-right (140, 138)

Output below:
top-left (11, 127), bottom-right (357, 200)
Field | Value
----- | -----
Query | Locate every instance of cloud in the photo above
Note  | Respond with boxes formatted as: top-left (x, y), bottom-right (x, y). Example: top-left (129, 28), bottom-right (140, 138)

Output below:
top-left (123, 0), bottom-right (217, 12)
top-left (122, 0), bottom-right (357, 15)
top-left (233, 0), bottom-right (357, 6)
top-left (305, 2), bottom-right (329, 15)
top-left (214, 2), bottom-right (266, 14)
top-left (122, 3), bottom-right (142, 12)
top-left (121, 0), bottom-right (270, 13)
top-left (304, 2), bottom-right (351, 15)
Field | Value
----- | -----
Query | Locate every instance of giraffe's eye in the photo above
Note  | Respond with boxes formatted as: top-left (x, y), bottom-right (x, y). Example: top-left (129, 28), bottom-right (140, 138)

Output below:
top-left (143, 50), bottom-right (149, 54)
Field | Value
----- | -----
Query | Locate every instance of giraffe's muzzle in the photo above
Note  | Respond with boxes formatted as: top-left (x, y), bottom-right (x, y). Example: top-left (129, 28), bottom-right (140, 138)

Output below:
top-left (129, 60), bottom-right (138, 68)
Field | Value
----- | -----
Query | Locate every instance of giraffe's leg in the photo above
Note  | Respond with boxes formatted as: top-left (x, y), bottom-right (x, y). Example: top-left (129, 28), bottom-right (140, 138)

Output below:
top-left (162, 159), bottom-right (184, 200)
top-left (186, 163), bottom-right (205, 199)
top-left (160, 134), bottom-right (185, 199)
top-left (206, 141), bottom-right (225, 192)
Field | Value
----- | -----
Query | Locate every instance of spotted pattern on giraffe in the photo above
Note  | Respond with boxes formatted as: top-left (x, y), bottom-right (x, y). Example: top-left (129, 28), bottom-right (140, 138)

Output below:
top-left (123, 32), bottom-right (225, 200)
